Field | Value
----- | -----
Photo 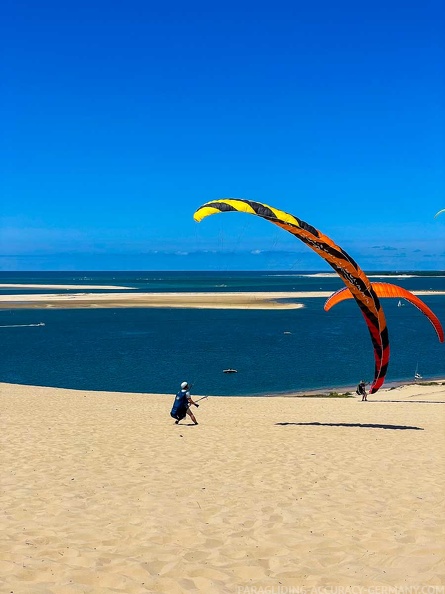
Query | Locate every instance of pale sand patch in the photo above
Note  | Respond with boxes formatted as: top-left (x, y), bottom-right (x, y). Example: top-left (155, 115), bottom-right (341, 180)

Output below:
top-left (0, 290), bottom-right (444, 310)
top-left (1, 381), bottom-right (444, 592)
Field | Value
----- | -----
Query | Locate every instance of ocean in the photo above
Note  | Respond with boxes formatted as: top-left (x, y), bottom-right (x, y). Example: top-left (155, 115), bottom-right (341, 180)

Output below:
top-left (0, 271), bottom-right (444, 396)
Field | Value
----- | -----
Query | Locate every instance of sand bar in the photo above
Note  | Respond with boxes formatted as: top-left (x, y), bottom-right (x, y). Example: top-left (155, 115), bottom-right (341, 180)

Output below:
top-left (0, 284), bottom-right (135, 290)
top-left (1, 381), bottom-right (444, 592)
top-left (0, 289), bottom-right (444, 310)
top-left (0, 291), bottom-right (308, 309)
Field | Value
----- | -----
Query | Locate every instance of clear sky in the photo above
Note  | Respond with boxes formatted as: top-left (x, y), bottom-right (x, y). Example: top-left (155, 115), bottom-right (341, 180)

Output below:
top-left (1, 0), bottom-right (444, 271)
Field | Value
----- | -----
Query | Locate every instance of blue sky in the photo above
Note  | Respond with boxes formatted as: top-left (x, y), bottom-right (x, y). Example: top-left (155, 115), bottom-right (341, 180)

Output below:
top-left (1, 0), bottom-right (444, 271)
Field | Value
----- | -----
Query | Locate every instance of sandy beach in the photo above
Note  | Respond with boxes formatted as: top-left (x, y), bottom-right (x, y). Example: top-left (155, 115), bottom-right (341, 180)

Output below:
top-left (1, 381), bottom-right (444, 593)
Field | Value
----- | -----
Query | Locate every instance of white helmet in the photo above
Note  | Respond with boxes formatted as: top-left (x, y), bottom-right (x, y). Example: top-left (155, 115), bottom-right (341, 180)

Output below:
top-left (181, 381), bottom-right (188, 389)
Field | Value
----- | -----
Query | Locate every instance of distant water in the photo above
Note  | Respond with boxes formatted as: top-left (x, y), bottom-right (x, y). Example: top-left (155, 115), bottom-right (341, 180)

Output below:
top-left (0, 271), bottom-right (444, 396)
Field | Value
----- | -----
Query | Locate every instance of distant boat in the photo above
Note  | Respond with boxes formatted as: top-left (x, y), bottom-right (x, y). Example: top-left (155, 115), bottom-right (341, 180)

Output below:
top-left (397, 300), bottom-right (404, 307)
top-left (223, 369), bottom-right (238, 373)
top-left (414, 362), bottom-right (422, 380)
top-left (283, 331), bottom-right (292, 334)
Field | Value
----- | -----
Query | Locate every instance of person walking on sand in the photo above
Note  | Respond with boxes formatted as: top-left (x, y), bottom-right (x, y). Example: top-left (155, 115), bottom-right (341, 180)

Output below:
top-left (170, 381), bottom-right (199, 425)
top-left (356, 380), bottom-right (367, 401)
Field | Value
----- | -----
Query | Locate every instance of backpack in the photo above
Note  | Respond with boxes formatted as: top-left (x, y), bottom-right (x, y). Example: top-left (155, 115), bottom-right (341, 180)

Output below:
top-left (170, 390), bottom-right (188, 421)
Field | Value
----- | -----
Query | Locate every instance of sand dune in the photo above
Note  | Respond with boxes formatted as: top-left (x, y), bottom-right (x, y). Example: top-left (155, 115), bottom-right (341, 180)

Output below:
top-left (1, 381), bottom-right (444, 592)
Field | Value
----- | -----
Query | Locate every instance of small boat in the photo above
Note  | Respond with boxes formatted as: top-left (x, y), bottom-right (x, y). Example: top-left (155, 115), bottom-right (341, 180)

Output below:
top-left (414, 362), bottom-right (422, 380)
top-left (283, 331), bottom-right (292, 334)
top-left (223, 369), bottom-right (238, 373)
top-left (397, 300), bottom-right (404, 307)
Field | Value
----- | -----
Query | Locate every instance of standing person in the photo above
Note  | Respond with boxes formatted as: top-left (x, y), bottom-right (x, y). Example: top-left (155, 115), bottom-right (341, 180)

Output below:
top-left (170, 381), bottom-right (199, 425)
top-left (356, 380), bottom-right (367, 401)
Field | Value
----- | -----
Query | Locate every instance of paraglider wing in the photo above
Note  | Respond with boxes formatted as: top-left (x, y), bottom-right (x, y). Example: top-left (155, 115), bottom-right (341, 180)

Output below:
top-left (194, 198), bottom-right (389, 393)
top-left (324, 282), bottom-right (444, 343)
top-left (434, 209), bottom-right (445, 218)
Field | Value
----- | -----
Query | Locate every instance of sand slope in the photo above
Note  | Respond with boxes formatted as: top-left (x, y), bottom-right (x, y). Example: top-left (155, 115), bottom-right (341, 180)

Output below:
top-left (1, 382), bottom-right (444, 593)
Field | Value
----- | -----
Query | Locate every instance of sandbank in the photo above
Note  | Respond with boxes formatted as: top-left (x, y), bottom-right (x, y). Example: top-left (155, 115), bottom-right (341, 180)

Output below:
top-left (0, 289), bottom-right (444, 310)
top-left (0, 291), bottom-right (309, 309)
top-left (0, 284), bottom-right (135, 290)
top-left (1, 380), bottom-right (444, 592)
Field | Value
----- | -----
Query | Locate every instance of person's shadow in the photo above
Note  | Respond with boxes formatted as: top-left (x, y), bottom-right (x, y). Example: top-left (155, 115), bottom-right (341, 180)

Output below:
top-left (175, 422), bottom-right (199, 426)
top-left (275, 422), bottom-right (423, 431)
top-left (373, 400), bottom-right (445, 404)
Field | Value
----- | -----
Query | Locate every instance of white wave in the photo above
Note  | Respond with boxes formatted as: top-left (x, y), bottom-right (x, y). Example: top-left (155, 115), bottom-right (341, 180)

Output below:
top-left (0, 322), bottom-right (45, 328)
top-left (304, 273), bottom-right (338, 278)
